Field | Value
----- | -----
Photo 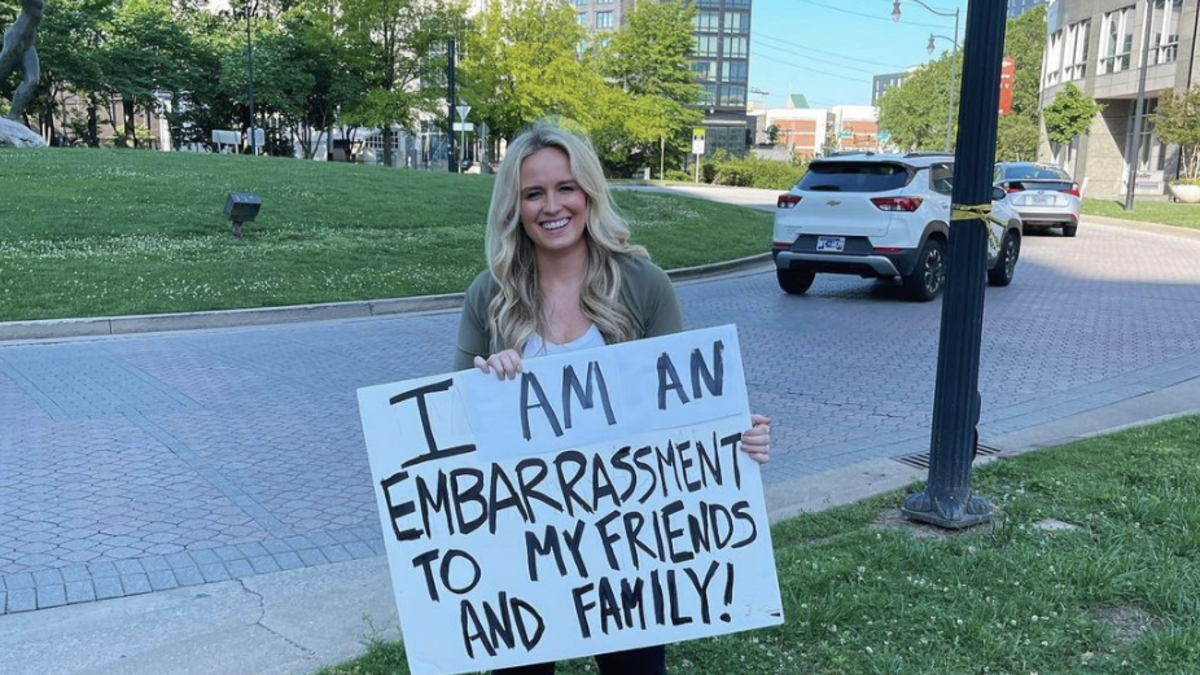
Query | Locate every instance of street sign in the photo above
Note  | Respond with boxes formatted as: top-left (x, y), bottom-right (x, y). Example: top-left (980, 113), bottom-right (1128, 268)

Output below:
top-left (453, 122), bottom-right (475, 132)
top-left (692, 127), bottom-right (706, 155)
top-left (998, 57), bottom-right (1016, 115)
top-left (456, 104), bottom-right (471, 121)
top-left (837, 131), bottom-right (853, 139)
top-left (876, 131), bottom-right (892, 142)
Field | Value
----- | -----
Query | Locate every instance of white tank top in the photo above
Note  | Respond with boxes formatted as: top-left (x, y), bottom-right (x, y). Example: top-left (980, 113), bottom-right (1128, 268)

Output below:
top-left (522, 324), bottom-right (606, 358)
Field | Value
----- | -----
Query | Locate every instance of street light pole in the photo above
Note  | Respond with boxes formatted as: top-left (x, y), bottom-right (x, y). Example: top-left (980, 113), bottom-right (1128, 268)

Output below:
top-left (1124, 0), bottom-right (1156, 211)
top-left (246, 0), bottom-right (258, 157)
top-left (447, 37), bottom-right (456, 173)
top-left (901, 0), bottom-right (1008, 529)
top-left (894, 0), bottom-right (960, 152)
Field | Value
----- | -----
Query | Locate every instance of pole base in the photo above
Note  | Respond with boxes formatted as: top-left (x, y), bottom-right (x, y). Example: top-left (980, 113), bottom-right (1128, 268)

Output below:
top-left (901, 491), bottom-right (992, 530)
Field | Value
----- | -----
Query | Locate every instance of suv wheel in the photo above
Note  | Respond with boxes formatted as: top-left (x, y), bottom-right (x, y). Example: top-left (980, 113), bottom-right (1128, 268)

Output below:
top-left (903, 239), bottom-right (946, 301)
top-left (987, 231), bottom-right (1019, 287)
top-left (1062, 224), bottom-right (1078, 237)
top-left (777, 268), bottom-right (816, 295)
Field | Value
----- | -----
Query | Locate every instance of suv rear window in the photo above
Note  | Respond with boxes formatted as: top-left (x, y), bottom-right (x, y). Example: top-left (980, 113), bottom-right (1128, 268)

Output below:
top-left (1002, 165), bottom-right (1069, 181)
top-left (796, 162), bottom-right (913, 192)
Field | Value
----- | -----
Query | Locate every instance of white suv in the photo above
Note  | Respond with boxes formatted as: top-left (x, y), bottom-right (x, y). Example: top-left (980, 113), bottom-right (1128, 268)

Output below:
top-left (772, 153), bottom-right (1023, 301)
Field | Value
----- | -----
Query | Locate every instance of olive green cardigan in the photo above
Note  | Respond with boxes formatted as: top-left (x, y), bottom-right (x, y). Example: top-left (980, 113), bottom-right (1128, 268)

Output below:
top-left (452, 253), bottom-right (683, 371)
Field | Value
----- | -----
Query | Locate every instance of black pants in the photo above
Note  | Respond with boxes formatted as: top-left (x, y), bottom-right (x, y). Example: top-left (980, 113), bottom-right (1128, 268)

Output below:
top-left (493, 645), bottom-right (667, 675)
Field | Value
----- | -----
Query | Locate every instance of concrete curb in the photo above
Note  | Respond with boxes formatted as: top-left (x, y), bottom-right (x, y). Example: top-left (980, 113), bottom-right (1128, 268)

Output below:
top-left (0, 253), bottom-right (772, 342)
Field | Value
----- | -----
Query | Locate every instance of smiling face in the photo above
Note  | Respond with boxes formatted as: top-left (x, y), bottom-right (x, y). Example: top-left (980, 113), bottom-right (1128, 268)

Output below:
top-left (518, 147), bottom-right (589, 259)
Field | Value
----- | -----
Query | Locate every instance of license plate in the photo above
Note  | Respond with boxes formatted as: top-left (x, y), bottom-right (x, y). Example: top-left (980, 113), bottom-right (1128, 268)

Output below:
top-left (1030, 194), bottom-right (1052, 205)
top-left (816, 236), bottom-right (845, 252)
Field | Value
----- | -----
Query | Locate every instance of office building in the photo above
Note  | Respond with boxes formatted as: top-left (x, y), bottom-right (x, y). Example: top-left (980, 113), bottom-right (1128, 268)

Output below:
top-left (1040, 0), bottom-right (1198, 198)
top-left (872, 71), bottom-right (909, 104)
top-left (1009, 0), bottom-right (1048, 18)
top-left (573, 0), bottom-right (751, 156)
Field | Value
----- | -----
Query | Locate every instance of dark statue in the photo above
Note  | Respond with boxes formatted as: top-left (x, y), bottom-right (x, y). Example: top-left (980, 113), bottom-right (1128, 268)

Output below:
top-left (0, 0), bottom-right (45, 121)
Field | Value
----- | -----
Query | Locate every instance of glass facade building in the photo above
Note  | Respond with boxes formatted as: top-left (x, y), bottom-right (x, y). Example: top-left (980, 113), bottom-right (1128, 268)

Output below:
top-left (1008, 0), bottom-right (1048, 18)
top-left (572, 0), bottom-right (752, 157)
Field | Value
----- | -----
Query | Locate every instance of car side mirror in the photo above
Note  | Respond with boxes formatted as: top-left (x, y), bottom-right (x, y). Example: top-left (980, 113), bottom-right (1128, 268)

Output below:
top-left (992, 186), bottom-right (1007, 201)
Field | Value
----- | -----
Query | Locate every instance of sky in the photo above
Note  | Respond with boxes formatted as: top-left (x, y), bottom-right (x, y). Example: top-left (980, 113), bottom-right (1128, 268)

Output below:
top-left (748, 0), bottom-right (972, 109)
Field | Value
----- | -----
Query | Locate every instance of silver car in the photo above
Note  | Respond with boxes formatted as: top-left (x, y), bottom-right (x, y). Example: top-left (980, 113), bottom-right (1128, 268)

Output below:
top-left (994, 162), bottom-right (1081, 237)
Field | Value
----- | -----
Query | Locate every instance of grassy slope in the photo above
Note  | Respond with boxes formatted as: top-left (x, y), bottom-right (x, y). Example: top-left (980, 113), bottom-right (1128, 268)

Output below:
top-left (318, 415), bottom-right (1200, 675)
top-left (0, 149), bottom-right (772, 321)
top-left (1082, 197), bottom-right (1200, 231)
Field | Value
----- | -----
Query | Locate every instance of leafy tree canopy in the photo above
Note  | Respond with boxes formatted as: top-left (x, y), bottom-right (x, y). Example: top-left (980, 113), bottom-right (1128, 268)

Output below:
top-left (1043, 82), bottom-right (1103, 145)
top-left (1153, 86), bottom-right (1200, 180)
top-left (460, 0), bottom-right (602, 142)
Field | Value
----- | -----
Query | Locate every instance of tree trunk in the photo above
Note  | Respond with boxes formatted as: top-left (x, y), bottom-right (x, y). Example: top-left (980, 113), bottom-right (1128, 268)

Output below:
top-left (123, 98), bottom-right (136, 148)
top-left (383, 126), bottom-right (394, 167)
top-left (42, 99), bottom-right (54, 144)
top-left (86, 97), bottom-right (99, 147)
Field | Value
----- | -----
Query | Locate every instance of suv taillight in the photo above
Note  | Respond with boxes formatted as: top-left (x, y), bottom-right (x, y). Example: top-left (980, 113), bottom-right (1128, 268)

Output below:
top-left (1061, 185), bottom-right (1080, 196)
top-left (1004, 186), bottom-right (1022, 193)
top-left (870, 196), bottom-right (924, 212)
top-left (777, 194), bottom-right (802, 209)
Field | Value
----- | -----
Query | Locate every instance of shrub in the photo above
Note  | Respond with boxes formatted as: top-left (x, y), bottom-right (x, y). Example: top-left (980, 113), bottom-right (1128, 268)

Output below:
top-left (707, 155), bottom-right (808, 190)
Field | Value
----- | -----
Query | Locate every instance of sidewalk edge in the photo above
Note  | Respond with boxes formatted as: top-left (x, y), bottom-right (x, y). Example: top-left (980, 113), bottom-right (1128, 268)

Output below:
top-left (0, 253), bottom-right (772, 342)
top-left (1083, 214), bottom-right (1200, 240)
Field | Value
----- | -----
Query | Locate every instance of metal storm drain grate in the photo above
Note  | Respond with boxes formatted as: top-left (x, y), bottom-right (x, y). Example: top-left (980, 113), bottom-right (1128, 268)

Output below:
top-left (894, 442), bottom-right (1004, 470)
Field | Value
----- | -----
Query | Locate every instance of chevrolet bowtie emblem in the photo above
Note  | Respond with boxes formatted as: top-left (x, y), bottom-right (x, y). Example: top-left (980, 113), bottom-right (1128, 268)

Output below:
top-left (826, 200), bottom-right (841, 206)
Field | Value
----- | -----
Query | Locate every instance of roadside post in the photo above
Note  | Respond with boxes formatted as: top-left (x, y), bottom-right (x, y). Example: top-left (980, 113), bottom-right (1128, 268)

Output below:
top-left (901, 0), bottom-right (1007, 529)
top-left (692, 128), bottom-right (706, 183)
top-left (455, 103), bottom-right (472, 171)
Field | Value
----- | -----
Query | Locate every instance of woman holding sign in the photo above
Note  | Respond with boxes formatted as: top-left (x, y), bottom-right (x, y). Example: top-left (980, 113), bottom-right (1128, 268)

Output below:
top-left (454, 122), bottom-right (771, 675)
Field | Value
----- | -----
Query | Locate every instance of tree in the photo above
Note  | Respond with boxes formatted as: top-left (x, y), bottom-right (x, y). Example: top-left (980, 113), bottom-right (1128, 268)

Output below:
top-left (995, 114), bottom-right (1040, 161)
top-left (280, 0), bottom-right (366, 159)
top-left (26, 0), bottom-right (112, 144)
top-left (879, 6), bottom-right (1046, 155)
top-left (596, 0), bottom-right (701, 174)
top-left (876, 55), bottom-right (959, 151)
top-left (220, 26), bottom-right (314, 154)
top-left (1043, 83), bottom-right (1102, 146)
top-left (166, 7), bottom-right (235, 151)
top-left (460, 0), bottom-right (603, 145)
top-left (1154, 86), bottom-right (1200, 182)
top-left (995, 3), bottom-right (1046, 160)
top-left (340, 0), bottom-right (459, 167)
top-left (102, 0), bottom-right (194, 147)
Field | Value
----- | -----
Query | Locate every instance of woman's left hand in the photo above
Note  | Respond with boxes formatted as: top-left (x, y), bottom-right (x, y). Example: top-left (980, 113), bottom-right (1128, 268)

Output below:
top-left (740, 414), bottom-right (771, 465)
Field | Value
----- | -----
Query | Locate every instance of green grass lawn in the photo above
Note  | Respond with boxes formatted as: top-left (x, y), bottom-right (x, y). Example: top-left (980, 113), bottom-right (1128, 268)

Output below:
top-left (319, 415), bottom-right (1200, 675)
top-left (0, 149), bottom-right (772, 322)
top-left (1082, 197), bottom-right (1200, 231)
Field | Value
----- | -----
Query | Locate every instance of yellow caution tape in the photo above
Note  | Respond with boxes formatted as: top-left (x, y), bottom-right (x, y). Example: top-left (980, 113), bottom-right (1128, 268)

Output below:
top-left (951, 203), bottom-right (1003, 249)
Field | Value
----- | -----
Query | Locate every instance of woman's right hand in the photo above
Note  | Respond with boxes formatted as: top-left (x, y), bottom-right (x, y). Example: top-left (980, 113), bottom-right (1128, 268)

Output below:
top-left (474, 349), bottom-right (524, 381)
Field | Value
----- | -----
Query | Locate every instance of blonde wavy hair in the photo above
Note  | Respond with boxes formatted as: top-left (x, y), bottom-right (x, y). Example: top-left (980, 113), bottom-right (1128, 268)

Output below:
top-left (485, 123), bottom-right (647, 353)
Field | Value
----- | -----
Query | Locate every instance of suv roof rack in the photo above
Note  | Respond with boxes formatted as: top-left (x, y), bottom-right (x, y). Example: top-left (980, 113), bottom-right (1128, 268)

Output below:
top-left (903, 151), bottom-right (953, 158)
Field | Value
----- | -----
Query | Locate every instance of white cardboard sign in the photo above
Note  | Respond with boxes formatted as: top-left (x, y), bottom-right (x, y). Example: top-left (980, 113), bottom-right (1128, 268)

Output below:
top-left (357, 325), bottom-right (784, 675)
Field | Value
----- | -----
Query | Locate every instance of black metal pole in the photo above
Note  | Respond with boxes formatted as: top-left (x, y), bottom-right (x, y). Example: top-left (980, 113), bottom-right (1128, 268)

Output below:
top-left (901, 0), bottom-right (1007, 529)
top-left (247, 1), bottom-right (257, 157)
top-left (1123, 0), bottom-right (1155, 211)
top-left (447, 38), bottom-right (456, 173)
